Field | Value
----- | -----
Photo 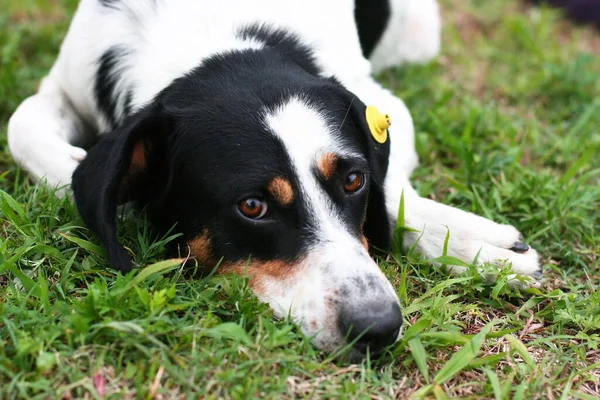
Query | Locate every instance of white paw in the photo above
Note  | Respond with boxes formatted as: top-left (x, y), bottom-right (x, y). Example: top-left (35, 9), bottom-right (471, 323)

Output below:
top-left (457, 233), bottom-right (542, 288)
top-left (413, 226), bottom-right (543, 286)
top-left (8, 90), bottom-right (88, 195)
top-left (9, 127), bottom-right (86, 194)
top-left (404, 199), bottom-right (543, 286)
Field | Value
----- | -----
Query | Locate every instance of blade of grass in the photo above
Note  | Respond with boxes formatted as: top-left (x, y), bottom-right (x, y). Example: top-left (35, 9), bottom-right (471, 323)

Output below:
top-left (434, 321), bottom-right (495, 385)
top-left (484, 367), bottom-right (503, 400)
top-left (504, 334), bottom-right (535, 368)
top-left (59, 233), bottom-right (107, 257)
top-left (408, 336), bottom-right (430, 382)
top-left (129, 259), bottom-right (183, 287)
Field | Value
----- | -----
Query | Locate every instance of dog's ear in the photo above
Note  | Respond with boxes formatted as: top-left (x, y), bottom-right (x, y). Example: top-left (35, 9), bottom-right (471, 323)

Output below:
top-left (349, 99), bottom-right (392, 251)
top-left (72, 102), bottom-right (174, 273)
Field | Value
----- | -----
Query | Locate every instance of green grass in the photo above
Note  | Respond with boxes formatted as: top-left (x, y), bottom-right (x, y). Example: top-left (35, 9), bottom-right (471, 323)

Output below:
top-left (1, 0), bottom-right (599, 398)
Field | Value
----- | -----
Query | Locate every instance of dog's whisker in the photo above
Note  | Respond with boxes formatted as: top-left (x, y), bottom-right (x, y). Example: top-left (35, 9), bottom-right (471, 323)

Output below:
top-left (338, 96), bottom-right (355, 131)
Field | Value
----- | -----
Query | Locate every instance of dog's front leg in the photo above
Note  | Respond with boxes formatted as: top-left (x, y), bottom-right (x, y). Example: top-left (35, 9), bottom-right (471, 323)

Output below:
top-left (381, 108), bottom-right (543, 285)
top-left (8, 75), bottom-right (92, 194)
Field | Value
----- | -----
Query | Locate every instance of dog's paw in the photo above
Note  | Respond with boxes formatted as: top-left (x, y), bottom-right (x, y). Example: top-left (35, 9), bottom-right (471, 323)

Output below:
top-left (474, 222), bottom-right (541, 274)
top-left (10, 134), bottom-right (86, 196)
top-left (406, 207), bottom-right (543, 287)
top-left (29, 141), bottom-right (86, 193)
top-left (445, 223), bottom-right (543, 287)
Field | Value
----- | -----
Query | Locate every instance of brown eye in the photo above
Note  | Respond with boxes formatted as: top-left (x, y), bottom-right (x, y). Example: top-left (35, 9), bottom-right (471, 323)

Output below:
top-left (344, 172), bottom-right (365, 193)
top-left (239, 198), bottom-right (268, 219)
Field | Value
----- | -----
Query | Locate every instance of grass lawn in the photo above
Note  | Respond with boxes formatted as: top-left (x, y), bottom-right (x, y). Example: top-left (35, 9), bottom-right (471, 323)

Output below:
top-left (1, 0), bottom-right (599, 398)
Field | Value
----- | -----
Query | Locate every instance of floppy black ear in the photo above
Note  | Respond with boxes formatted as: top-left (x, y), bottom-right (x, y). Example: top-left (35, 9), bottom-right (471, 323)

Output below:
top-left (72, 103), bottom-right (173, 273)
top-left (349, 99), bottom-right (392, 251)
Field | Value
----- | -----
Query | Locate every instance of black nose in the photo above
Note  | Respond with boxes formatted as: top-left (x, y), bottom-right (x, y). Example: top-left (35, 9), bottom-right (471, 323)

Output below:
top-left (339, 302), bottom-right (403, 354)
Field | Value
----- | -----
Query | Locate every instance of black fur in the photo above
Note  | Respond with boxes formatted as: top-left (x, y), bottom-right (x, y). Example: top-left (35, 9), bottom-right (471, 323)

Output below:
top-left (75, 27), bottom-right (391, 272)
top-left (354, 0), bottom-right (391, 58)
top-left (98, 0), bottom-right (120, 10)
top-left (122, 90), bottom-right (133, 118)
top-left (95, 45), bottom-right (131, 129)
top-left (238, 24), bottom-right (322, 76)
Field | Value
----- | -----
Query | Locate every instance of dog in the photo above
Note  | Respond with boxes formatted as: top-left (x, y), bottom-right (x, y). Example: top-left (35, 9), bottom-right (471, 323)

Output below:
top-left (7, 0), bottom-right (543, 359)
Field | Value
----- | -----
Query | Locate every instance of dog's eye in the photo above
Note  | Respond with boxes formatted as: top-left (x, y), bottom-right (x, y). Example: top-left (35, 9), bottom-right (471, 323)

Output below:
top-left (239, 198), bottom-right (268, 219)
top-left (344, 172), bottom-right (365, 194)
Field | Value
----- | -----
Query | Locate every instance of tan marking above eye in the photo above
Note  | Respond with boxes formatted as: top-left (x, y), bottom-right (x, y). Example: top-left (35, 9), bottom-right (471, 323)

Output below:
top-left (344, 172), bottom-right (364, 193)
top-left (268, 177), bottom-right (294, 206)
top-left (188, 230), bottom-right (215, 266)
top-left (318, 152), bottom-right (339, 180)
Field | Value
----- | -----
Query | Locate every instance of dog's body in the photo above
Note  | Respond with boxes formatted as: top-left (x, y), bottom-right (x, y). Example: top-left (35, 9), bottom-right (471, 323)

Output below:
top-left (8, 0), bottom-right (542, 358)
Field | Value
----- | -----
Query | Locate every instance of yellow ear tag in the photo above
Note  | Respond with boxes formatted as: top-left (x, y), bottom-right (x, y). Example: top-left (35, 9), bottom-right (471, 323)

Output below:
top-left (366, 105), bottom-right (391, 144)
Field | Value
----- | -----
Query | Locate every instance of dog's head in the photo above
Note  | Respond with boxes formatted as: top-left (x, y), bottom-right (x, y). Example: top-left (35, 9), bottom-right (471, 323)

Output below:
top-left (73, 47), bottom-right (402, 358)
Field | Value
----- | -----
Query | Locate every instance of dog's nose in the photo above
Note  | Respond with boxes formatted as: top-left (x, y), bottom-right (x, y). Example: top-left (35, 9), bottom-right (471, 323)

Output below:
top-left (340, 302), bottom-right (402, 354)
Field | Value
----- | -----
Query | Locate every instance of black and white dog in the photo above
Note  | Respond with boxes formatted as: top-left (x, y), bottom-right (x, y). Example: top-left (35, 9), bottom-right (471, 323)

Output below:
top-left (8, 0), bottom-right (542, 358)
